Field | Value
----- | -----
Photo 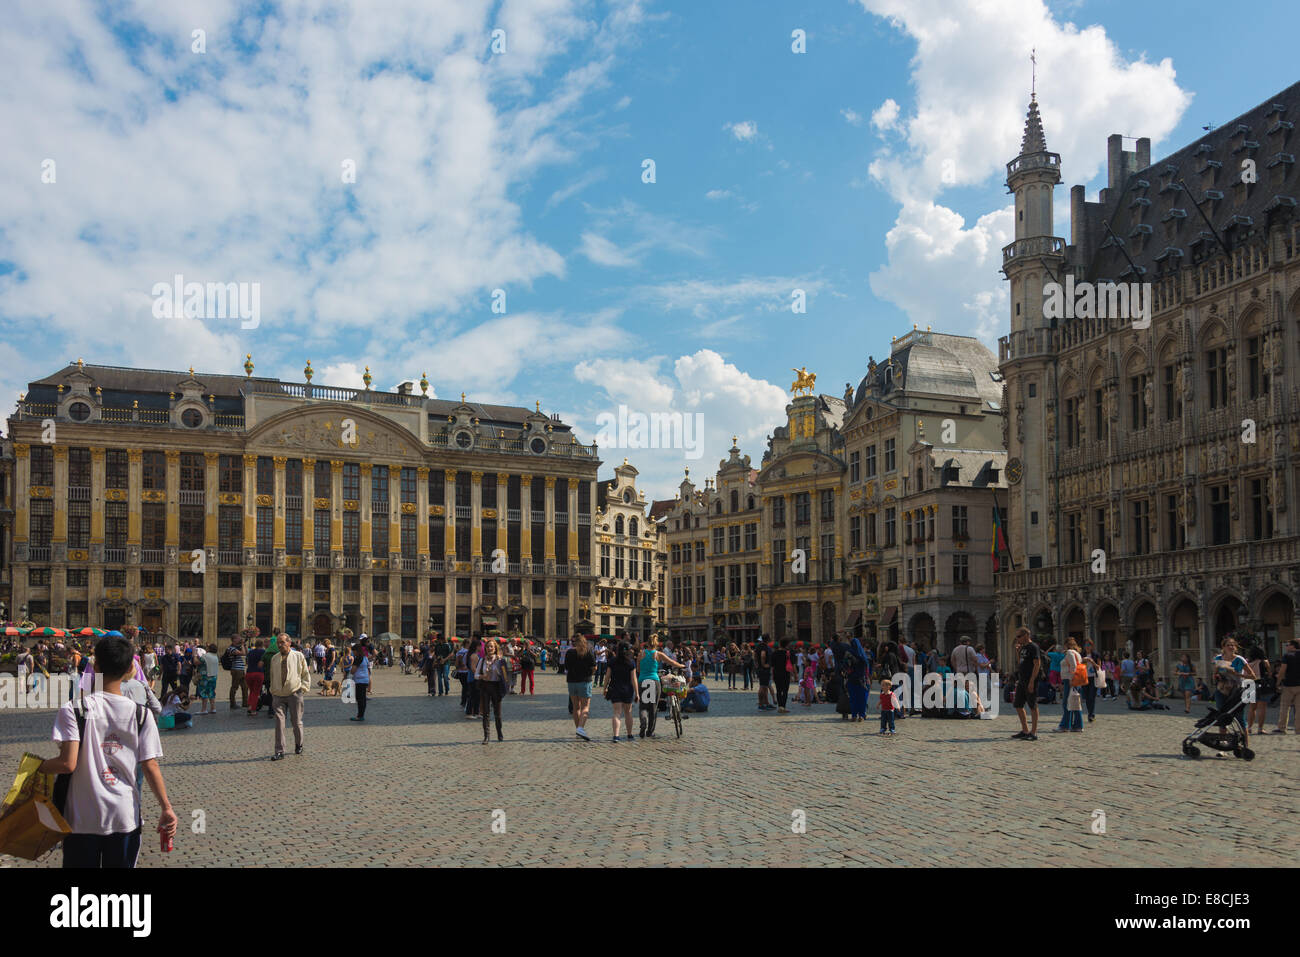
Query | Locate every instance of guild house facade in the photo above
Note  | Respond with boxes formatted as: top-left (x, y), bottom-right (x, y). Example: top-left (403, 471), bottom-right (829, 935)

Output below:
top-left (997, 82), bottom-right (1300, 676)
top-left (5, 359), bottom-right (601, 642)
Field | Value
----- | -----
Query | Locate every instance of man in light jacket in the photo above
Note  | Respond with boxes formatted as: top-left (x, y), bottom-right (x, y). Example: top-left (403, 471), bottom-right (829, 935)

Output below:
top-left (269, 633), bottom-right (311, 760)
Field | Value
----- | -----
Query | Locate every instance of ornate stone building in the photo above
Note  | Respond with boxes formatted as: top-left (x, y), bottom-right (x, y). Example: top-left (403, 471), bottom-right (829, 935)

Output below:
top-left (758, 390), bottom-right (848, 644)
top-left (997, 82), bottom-right (1300, 676)
top-left (841, 331), bottom-right (1006, 649)
top-left (6, 359), bottom-right (600, 641)
top-left (657, 441), bottom-right (761, 645)
top-left (592, 459), bottom-right (658, 639)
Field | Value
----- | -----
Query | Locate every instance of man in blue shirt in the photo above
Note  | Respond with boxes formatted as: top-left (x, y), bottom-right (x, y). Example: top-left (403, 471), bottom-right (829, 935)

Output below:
top-left (682, 676), bottom-right (710, 713)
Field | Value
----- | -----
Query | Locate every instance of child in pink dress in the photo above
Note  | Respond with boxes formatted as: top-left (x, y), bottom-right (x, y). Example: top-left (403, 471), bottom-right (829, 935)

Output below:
top-left (801, 660), bottom-right (817, 706)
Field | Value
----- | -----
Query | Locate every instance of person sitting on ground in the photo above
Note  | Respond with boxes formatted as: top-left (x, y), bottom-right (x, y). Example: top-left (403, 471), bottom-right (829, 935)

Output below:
top-left (1127, 674), bottom-right (1168, 710)
top-left (681, 675), bottom-right (710, 714)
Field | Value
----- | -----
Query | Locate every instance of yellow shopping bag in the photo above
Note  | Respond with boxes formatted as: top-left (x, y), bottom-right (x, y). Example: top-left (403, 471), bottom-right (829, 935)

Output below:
top-left (0, 753), bottom-right (71, 860)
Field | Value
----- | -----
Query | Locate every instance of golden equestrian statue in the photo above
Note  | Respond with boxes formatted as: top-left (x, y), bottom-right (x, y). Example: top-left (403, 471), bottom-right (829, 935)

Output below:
top-left (790, 367), bottom-right (816, 396)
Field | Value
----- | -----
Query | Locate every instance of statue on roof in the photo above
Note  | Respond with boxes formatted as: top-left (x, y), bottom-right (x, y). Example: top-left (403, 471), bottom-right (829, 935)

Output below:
top-left (790, 367), bottom-right (816, 396)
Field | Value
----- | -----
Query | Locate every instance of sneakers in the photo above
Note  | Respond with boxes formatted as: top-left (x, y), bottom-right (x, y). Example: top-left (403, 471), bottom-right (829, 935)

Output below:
top-left (1024, 733), bottom-right (1038, 741)
top-left (626, 734), bottom-right (635, 741)
top-left (576, 727), bottom-right (590, 741)
top-left (1011, 731), bottom-right (1029, 739)
top-left (294, 745), bottom-right (303, 755)
top-left (612, 736), bottom-right (620, 743)
top-left (271, 752), bottom-right (285, 761)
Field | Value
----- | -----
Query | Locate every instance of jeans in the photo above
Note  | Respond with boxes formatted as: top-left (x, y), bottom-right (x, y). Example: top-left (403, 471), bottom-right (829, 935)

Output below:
top-left (1058, 686), bottom-right (1083, 729)
top-left (742, 664), bottom-right (752, 689)
top-left (437, 663), bottom-right (451, 695)
top-left (713, 662), bottom-right (723, 681)
top-left (519, 669), bottom-right (534, 694)
top-left (879, 710), bottom-right (896, 732)
top-left (458, 673), bottom-right (471, 708)
top-left (479, 681), bottom-right (503, 737)
top-left (728, 667), bottom-right (738, 689)
top-left (63, 828), bottom-right (142, 868)
top-left (595, 662), bottom-right (607, 686)
top-left (1081, 682), bottom-right (1097, 718)
top-left (355, 682), bottom-right (368, 719)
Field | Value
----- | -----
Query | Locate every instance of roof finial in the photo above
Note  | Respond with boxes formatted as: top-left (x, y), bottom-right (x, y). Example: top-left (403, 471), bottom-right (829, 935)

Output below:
top-left (1030, 47), bottom-right (1037, 99)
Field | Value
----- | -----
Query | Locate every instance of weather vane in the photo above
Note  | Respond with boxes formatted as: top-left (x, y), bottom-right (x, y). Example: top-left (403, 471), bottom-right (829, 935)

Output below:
top-left (1030, 47), bottom-right (1037, 98)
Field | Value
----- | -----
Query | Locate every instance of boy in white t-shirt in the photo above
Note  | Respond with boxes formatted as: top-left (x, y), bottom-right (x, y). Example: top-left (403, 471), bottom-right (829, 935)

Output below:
top-left (40, 635), bottom-right (178, 868)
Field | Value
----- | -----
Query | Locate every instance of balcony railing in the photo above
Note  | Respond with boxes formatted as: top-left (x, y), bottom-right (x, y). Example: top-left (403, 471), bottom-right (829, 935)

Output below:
top-left (342, 555), bottom-right (360, 569)
top-left (218, 550), bottom-right (242, 566)
top-left (455, 506), bottom-right (472, 520)
top-left (531, 510), bottom-right (546, 524)
top-left (104, 548), bottom-right (127, 564)
top-left (29, 545), bottom-right (51, 561)
top-left (178, 489), bottom-right (204, 505)
top-left (68, 486), bottom-right (91, 501)
top-left (507, 509), bottom-right (522, 522)
top-left (141, 549), bottom-right (165, 564)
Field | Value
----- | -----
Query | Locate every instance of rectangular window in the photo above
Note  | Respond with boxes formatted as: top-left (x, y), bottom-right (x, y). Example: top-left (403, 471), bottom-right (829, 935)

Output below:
top-left (884, 439), bottom-right (896, 473)
top-left (1250, 478), bottom-right (1273, 541)
top-left (342, 463), bottom-right (360, 501)
top-left (1093, 388), bottom-right (1106, 443)
top-left (1129, 374), bottom-right (1149, 429)
top-left (745, 523), bottom-right (758, 551)
top-left (343, 512), bottom-right (360, 555)
top-left (1206, 347), bottom-right (1228, 410)
top-left (849, 450), bottom-right (860, 484)
top-left (884, 508), bottom-right (896, 547)
top-left (257, 456), bottom-right (274, 496)
top-left (371, 465), bottom-right (389, 503)
top-left (315, 510), bottom-right (331, 553)
top-left (1066, 512), bottom-right (1082, 563)
top-left (106, 502), bottom-right (128, 549)
top-left (219, 455), bottom-right (243, 493)
top-left (142, 451), bottom-right (166, 491)
top-left (887, 567), bottom-right (898, 591)
top-left (795, 492), bottom-right (811, 525)
top-left (953, 553), bottom-right (969, 584)
top-left (69, 448), bottom-right (92, 488)
top-left (285, 459), bottom-right (303, 497)
top-left (286, 505), bottom-right (303, 555)
top-left (713, 527), bottom-right (725, 554)
top-left (1093, 507), bottom-right (1107, 556)
top-left (177, 504), bottom-right (204, 551)
top-left (180, 453), bottom-right (204, 491)
top-left (1165, 493), bottom-right (1184, 551)
top-left (714, 566), bottom-right (725, 599)
top-left (372, 502), bottom-right (389, 556)
top-left (256, 507), bottom-right (274, 554)
top-left (400, 467), bottom-right (417, 504)
top-left (772, 497), bottom-right (786, 526)
top-left (106, 449), bottom-right (129, 489)
top-left (773, 539), bottom-right (786, 586)
top-left (849, 515), bottom-right (861, 551)
top-left (315, 461), bottom-right (333, 498)
top-left (794, 536), bottom-right (810, 584)
top-left (1064, 396), bottom-right (1080, 448)
top-left (695, 542), bottom-right (705, 563)
top-left (1246, 337), bottom-right (1269, 399)
top-left (951, 505), bottom-right (968, 539)
top-left (729, 564), bottom-right (741, 596)
top-left (1130, 499), bottom-right (1150, 556)
top-left (696, 576), bottom-right (706, 605)
top-left (728, 525), bottom-right (741, 552)
top-left (1209, 485), bottom-right (1231, 545)
top-left (400, 515), bottom-right (416, 558)
top-left (1163, 365), bottom-right (1181, 422)
top-left (820, 534), bottom-right (834, 582)
top-left (820, 490), bottom-right (834, 522)
top-left (142, 503), bottom-right (165, 549)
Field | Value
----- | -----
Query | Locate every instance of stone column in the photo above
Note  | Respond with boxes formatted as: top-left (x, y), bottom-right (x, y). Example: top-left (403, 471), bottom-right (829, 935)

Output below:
top-left (445, 470), bottom-right (458, 633)
top-left (302, 458), bottom-right (316, 563)
top-left (359, 464), bottom-right (373, 557)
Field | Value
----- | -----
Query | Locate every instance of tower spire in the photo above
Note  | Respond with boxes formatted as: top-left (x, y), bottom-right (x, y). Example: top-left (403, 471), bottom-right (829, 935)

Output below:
top-left (1030, 47), bottom-right (1036, 99)
top-left (1020, 94), bottom-right (1047, 155)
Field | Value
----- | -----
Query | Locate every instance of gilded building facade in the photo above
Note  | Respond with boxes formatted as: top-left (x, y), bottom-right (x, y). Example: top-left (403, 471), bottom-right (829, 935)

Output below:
top-left (6, 360), bottom-right (600, 641)
top-left (592, 460), bottom-right (658, 638)
top-left (997, 82), bottom-right (1300, 676)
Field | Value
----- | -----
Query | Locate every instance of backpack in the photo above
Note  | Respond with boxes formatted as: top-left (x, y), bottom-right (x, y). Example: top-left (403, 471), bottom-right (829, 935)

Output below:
top-left (220, 647), bottom-right (234, 671)
top-left (53, 697), bottom-right (149, 817)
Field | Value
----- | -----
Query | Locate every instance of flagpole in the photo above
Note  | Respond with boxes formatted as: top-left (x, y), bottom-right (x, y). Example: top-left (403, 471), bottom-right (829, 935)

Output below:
top-left (991, 487), bottom-right (1016, 573)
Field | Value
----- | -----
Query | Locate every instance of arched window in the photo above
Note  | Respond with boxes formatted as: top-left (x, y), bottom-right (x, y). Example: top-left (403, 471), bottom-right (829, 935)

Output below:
top-left (615, 515), bottom-right (625, 535)
top-left (1203, 322), bottom-right (1229, 410)
top-left (748, 495), bottom-right (755, 510)
top-left (629, 517), bottom-right (638, 537)
top-left (714, 501), bottom-right (722, 515)
top-left (730, 490), bottom-right (739, 512)
top-left (1159, 341), bottom-right (1181, 423)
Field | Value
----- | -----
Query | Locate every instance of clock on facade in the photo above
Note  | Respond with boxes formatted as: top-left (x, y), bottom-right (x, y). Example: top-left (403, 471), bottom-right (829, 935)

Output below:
top-left (1007, 458), bottom-right (1023, 485)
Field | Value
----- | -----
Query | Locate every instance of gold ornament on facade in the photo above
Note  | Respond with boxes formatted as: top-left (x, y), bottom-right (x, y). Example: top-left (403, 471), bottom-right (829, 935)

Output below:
top-left (273, 456), bottom-right (288, 468)
top-left (104, 489), bottom-right (126, 502)
top-left (330, 460), bottom-right (344, 473)
top-left (67, 549), bottom-right (89, 562)
top-left (343, 500), bottom-right (359, 511)
top-left (417, 466), bottom-right (429, 478)
top-left (142, 490), bottom-right (165, 503)
top-left (400, 502), bottom-right (417, 514)
top-left (313, 497), bottom-right (330, 509)
top-left (255, 494), bottom-right (273, 508)
top-left (790, 367), bottom-right (816, 396)
top-left (429, 505), bottom-right (444, 516)
top-left (482, 508), bottom-right (497, 519)
top-left (29, 486), bottom-right (53, 498)
top-left (444, 469), bottom-right (457, 482)
top-left (544, 476), bottom-right (556, 489)
top-left (471, 471), bottom-right (483, 482)
top-left (52, 446), bottom-right (68, 460)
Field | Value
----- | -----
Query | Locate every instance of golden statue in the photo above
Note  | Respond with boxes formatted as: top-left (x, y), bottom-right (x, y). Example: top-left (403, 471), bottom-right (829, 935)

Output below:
top-left (790, 367), bottom-right (816, 396)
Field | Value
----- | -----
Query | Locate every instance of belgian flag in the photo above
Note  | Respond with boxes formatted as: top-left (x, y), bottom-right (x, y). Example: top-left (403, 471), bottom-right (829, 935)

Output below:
top-left (992, 506), bottom-right (1008, 572)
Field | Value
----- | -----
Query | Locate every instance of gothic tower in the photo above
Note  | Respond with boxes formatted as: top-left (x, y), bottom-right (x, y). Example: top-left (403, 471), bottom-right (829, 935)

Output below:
top-left (1000, 94), bottom-right (1064, 570)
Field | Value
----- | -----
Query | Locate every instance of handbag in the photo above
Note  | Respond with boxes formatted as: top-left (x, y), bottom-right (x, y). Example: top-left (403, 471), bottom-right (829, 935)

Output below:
top-left (0, 753), bottom-right (71, 861)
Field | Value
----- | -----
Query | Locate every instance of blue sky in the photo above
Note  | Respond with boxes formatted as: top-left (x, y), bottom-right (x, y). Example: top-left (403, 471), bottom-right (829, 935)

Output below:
top-left (1, 0), bottom-right (1296, 498)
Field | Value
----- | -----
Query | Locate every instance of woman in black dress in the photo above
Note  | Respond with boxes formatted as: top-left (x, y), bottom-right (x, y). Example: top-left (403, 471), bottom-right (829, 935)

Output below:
top-left (606, 641), bottom-right (637, 742)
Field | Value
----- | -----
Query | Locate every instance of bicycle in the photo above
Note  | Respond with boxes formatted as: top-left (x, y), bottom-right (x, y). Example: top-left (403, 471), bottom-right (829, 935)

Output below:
top-left (660, 670), bottom-right (688, 739)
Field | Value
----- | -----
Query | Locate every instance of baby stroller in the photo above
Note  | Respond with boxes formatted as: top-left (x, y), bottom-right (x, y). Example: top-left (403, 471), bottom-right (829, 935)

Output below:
top-left (1181, 688), bottom-right (1254, 760)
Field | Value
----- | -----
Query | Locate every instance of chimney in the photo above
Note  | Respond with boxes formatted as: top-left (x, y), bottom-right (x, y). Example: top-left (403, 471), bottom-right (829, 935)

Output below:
top-left (1071, 184), bottom-right (1088, 257)
top-left (1107, 134), bottom-right (1126, 192)
top-left (1136, 137), bottom-right (1151, 171)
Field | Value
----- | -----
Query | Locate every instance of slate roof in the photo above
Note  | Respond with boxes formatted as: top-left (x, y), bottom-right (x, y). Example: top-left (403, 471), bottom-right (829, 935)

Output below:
top-left (854, 333), bottom-right (1001, 408)
top-left (1087, 81), bottom-right (1299, 282)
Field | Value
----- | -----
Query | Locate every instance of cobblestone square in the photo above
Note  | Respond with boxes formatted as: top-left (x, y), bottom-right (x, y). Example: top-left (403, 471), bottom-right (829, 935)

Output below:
top-left (2, 667), bottom-right (1296, 868)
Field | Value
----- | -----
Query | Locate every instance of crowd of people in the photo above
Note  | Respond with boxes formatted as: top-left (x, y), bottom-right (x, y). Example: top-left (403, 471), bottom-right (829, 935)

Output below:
top-left (6, 620), bottom-right (1298, 868)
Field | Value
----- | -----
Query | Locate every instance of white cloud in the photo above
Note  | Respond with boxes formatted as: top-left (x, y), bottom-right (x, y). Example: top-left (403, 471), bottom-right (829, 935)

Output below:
top-left (855, 0), bottom-right (1192, 343)
top-left (842, 107), bottom-right (865, 126)
top-left (723, 120), bottom-right (759, 142)
top-left (0, 0), bottom-right (645, 386)
top-left (579, 231), bottom-right (638, 267)
top-left (705, 188), bottom-right (732, 200)
top-left (637, 276), bottom-right (826, 321)
top-left (572, 349), bottom-right (789, 499)
top-left (870, 98), bottom-right (900, 131)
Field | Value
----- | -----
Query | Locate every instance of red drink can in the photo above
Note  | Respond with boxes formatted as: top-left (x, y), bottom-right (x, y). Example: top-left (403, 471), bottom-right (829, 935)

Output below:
top-left (160, 828), bottom-right (173, 853)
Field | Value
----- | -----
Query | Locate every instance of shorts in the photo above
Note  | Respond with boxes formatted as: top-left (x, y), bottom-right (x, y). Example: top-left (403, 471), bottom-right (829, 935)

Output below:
top-left (1013, 682), bottom-right (1035, 710)
top-left (198, 676), bottom-right (217, 699)
top-left (568, 681), bottom-right (593, 699)
top-left (757, 668), bottom-right (772, 685)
